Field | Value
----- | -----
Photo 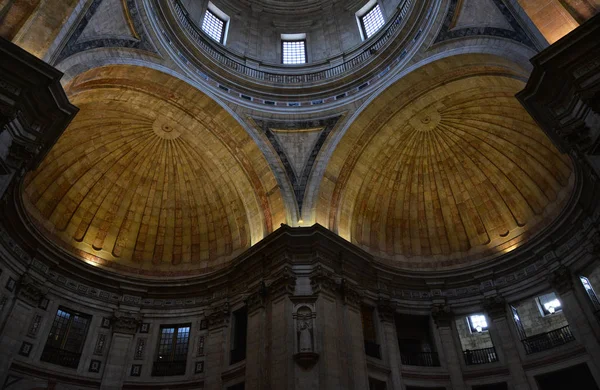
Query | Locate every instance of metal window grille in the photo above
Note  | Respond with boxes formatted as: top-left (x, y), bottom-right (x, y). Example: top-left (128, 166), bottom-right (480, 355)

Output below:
top-left (361, 4), bottom-right (385, 39)
top-left (202, 10), bottom-right (225, 43)
top-left (282, 40), bottom-right (307, 64)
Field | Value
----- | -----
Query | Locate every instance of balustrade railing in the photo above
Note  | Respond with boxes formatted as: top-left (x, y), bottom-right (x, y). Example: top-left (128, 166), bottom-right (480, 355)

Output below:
top-left (400, 350), bottom-right (440, 367)
top-left (152, 360), bottom-right (187, 376)
top-left (463, 346), bottom-right (498, 365)
top-left (364, 340), bottom-right (382, 359)
top-left (521, 325), bottom-right (575, 354)
top-left (170, 0), bottom-right (413, 85)
top-left (40, 346), bottom-right (82, 369)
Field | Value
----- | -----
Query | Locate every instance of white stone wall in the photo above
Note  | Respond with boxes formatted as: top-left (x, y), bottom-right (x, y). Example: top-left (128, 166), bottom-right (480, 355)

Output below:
top-left (513, 295), bottom-right (569, 337)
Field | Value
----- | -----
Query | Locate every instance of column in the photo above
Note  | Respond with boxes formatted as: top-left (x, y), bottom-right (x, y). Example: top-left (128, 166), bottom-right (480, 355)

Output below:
top-left (432, 304), bottom-right (466, 390)
top-left (378, 300), bottom-right (403, 390)
top-left (101, 311), bottom-right (140, 389)
top-left (204, 303), bottom-right (230, 390)
top-left (245, 285), bottom-right (267, 390)
top-left (484, 296), bottom-right (531, 390)
top-left (550, 267), bottom-right (600, 367)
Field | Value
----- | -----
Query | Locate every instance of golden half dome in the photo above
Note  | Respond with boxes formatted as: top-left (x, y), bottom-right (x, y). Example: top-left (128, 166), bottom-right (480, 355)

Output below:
top-left (23, 66), bottom-right (285, 276)
top-left (317, 56), bottom-right (574, 270)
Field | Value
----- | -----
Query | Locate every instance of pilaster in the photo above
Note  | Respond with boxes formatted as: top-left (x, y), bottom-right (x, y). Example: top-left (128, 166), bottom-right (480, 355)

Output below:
top-left (431, 304), bottom-right (466, 390)
top-left (377, 299), bottom-right (403, 390)
top-left (484, 296), bottom-right (531, 390)
top-left (204, 302), bottom-right (230, 390)
top-left (100, 311), bottom-right (140, 389)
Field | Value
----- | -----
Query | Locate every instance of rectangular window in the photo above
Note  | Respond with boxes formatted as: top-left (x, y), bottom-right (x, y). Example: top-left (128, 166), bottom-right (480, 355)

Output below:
top-left (359, 3), bottom-right (385, 39)
top-left (202, 9), bottom-right (226, 43)
top-left (361, 306), bottom-right (381, 359)
top-left (230, 307), bottom-right (248, 364)
top-left (40, 307), bottom-right (91, 369)
top-left (537, 292), bottom-right (562, 316)
top-left (282, 39), bottom-right (307, 65)
top-left (580, 276), bottom-right (600, 310)
top-left (152, 324), bottom-right (191, 376)
top-left (467, 314), bottom-right (489, 333)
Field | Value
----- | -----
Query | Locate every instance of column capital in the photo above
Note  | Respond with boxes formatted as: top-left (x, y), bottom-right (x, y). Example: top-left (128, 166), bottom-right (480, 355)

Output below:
top-left (207, 302), bottom-right (230, 329)
top-left (16, 274), bottom-right (48, 307)
top-left (268, 267), bottom-right (296, 298)
top-left (246, 281), bottom-right (268, 313)
top-left (340, 279), bottom-right (363, 307)
top-left (377, 298), bottom-right (396, 323)
top-left (111, 311), bottom-right (142, 335)
top-left (548, 266), bottom-right (574, 294)
top-left (431, 304), bottom-right (453, 328)
top-left (483, 295), bottom-right (507, 319)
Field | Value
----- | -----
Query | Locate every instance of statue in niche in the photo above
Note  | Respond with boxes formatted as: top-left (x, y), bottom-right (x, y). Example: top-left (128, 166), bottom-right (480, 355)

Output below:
top-left (296, 306), bottom-right (314, 353)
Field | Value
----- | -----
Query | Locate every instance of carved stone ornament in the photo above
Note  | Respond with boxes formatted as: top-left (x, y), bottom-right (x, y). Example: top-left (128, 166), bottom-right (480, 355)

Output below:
top-left (207, 302), bottom-right (230, 328)
top-left (293, 304), bottom-right (319, 369)
top-left (483, 295), bottom-right (507, 319)
top-left (268, 267), bottom-right (296, 298)
top-left (377, 298), bottom-right (396, 323)
top-left (340, 279), bottom-right (362, 307)
top-left (17, 274), bottom-right (48, 306)
top-left (310, 266), bottom-right (338, 296)
top-left (431, 304), bottom-right (453, 328)
top-left (246, 281), bottom-right (268, 312)
top-left (549, 266), bottom-right (574, 294)
top-left (111, 311), bottom-right (142, 334)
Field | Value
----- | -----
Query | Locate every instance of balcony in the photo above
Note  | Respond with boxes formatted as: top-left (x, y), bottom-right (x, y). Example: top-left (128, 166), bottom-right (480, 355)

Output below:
top-left (522, 325), bottom-right (575, 355)
top-left (463, 346), bottom-right (498, 365)
top-left (151, 360), bottom-right (187, 376)
top-left (400, 351), bottom-right (440, 367)
top-left (364, 340), bottom-right (382, 359)
top-left (40, 346), bottom-right (81, 369)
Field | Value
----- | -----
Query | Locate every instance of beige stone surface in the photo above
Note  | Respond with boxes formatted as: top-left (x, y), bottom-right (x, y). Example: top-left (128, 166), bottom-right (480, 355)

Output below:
top-left (23, 65), bottom-right (286, 276)
top-left (317, 54), bottom-right (574, 270)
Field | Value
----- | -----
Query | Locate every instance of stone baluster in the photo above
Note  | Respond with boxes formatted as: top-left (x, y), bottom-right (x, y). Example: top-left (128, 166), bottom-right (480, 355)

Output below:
top-left (484, 296), bottom-right (531, 390)
top-left (377, 299), bottom-right (403, 390)
top-left (432, 304), bottom-right (466, 390)
top-left (100, 311), bottom-right (141, 389)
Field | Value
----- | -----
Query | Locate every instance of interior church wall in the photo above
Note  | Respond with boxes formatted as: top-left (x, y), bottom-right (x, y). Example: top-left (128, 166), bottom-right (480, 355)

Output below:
top-left (513, 296), bottom-right (570, 337)
top-left (455, 317), bottom-right (494, 351)
top-left (181, 0), bottom-right (402, 64)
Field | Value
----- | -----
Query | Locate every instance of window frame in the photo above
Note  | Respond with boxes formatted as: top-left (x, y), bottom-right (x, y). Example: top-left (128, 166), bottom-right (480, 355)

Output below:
top-left (467, 314), bottom-right (489, 334)
top-left (41, 307), bottom-right (92, 368)
top-left (202, 8), bottom-right (227, 44)
top-left (155, 323), bottom-right (191, 363)
top-left (281, 39), bottom-right (308, 65)
top-left (357, 2), bottom-right (385, 40)
top-left (580, 276), bottom-right (600, 310)
top-left (536, 292), bottom-right (562, 316)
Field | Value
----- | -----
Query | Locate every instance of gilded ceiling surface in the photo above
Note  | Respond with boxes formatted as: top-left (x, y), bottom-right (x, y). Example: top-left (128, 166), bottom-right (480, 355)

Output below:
top-left (23, 66), bottom-right (285, 276)
top-left (317, 55), bottom-right (574, 270)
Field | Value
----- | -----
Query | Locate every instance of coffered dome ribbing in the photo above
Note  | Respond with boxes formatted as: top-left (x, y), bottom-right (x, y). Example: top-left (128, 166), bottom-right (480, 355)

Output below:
top-left (22, 66), bottom-right (285, 276)
top-left (317, 56), bottom-right (574, 270)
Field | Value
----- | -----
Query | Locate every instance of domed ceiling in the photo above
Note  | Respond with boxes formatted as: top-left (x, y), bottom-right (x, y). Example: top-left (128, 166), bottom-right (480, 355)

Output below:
top-left (317, 55), bottom-right (574, 270)
top-left (23, 66), bottom-right (285, 276)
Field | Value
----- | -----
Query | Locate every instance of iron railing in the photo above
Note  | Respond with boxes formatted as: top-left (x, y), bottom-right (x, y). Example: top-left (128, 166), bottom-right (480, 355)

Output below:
top-left (521, 325), bottom-right (575, 354)
top-left (40, 346), bottom-right (82, 369)
top-left (171, 0), bottom-right (413, 85)
top-left (364, 340), bottom-right (382, 359)
top-left (152, 360), bottom-right (187, 376)
top-left (400, 351), bottom-right (440, 367)
top-left (463, 346), bottom-right (498, 365)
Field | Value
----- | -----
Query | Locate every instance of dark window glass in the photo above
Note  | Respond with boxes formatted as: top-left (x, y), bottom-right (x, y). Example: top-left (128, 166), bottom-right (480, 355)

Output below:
top-left (152, 324), bottom-right (190, 376)
top-left (230, 307), bottom-right (248, 364)
top-left (41, 308), bottom-right (91, 369)
top-left (580, 276), bottom-right (600, 310)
